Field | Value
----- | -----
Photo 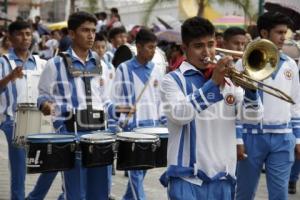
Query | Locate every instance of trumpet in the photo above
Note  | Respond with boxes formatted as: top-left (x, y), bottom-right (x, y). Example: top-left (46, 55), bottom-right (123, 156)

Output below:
top-left (210, 39), bottom-right (294, 104)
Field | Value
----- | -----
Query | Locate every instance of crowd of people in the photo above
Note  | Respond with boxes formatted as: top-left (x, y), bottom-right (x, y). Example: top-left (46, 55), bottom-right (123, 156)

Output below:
top-left (0, 7), bottom-right (300, 200)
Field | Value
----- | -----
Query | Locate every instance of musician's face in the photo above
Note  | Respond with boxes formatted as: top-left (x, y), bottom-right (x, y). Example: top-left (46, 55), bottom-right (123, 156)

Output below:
top-left (111, 33), bottom-right (124, 49)
top-left (261, 24), bottom-right (288, 50)
top-left (136, 41), bottom-right (157, 62)
top-left (70, 21), bottom-right (96, 51)
top-left (9, 28), bottom-right (32, 51)
top-left (224, 34), bottom-right (247, 51)
top-left (182, 35), bottom-right (216, 70)
top-left (93, 40), bottom-right (107, 58)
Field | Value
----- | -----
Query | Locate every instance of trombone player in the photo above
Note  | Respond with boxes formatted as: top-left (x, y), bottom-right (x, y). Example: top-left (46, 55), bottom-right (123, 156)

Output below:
top-left (159, 16), bottom-right (263, 200)
top-left (236, 12), bottom-right (300, 200)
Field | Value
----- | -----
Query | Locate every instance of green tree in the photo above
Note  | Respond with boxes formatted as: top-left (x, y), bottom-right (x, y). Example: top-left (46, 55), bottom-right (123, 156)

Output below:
top-left (86, 0), bottom-right (99, 13)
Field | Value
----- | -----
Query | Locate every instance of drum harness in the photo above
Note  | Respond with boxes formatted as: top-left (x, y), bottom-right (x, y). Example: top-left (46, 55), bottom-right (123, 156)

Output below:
top-left (58, 52), bottom-right (105, 133)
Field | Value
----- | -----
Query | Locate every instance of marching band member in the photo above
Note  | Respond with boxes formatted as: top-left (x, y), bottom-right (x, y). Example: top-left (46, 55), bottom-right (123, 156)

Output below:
top-left (37, 11), bottom-right (131, 200)
top-left (92, 32), bottom-right (116, 200)
top-left (0, 20), bottom-right (46, 200)
top-left (159, 16), bottom-right (263, 200)
top-left (222, 27), bottom-right (247, 63)
top-left (103, 26), bottom-right (127, 66)
top-left (110, 28), bottom-right (166, 200)
top-left (236, 12), bottom-right (300, 200)
top-left (93, 33), bottom-right (115, 99)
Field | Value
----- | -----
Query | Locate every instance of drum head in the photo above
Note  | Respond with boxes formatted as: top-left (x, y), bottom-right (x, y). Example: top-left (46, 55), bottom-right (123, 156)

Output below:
top-left (27, 134), bottom-right (75, 143)
top-left (80, 133), bottom-right (115, 143)
top-left (134, 127), bottom-right (169, 138)
top-left (117, 132), bottom-right (158, 142)
top-left (134, 127), bottom-right (168, 134)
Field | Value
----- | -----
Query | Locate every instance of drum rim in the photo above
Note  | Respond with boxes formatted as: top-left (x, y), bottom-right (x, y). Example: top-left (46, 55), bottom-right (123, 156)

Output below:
top-left (117, 132), bottom-right (159, 143)
top-left (26, 134), bottom-right (75, 143)
top-left (80, 133), bottom-right (116, 143)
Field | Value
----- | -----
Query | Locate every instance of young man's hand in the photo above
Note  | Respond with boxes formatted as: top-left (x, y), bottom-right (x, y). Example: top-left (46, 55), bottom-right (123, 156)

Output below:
top-left (41, 101), bottom-right (55, 116)
top-left (211, 56), bottom-right (233, 86)
top-left (115, 105), bottom-right (136, 114)
top-left (9, 66), bottom-right (23, 81)
top-left (295, 144), bottom-right (300, 160)
top-left (237, 144), bottom-right (247, 161)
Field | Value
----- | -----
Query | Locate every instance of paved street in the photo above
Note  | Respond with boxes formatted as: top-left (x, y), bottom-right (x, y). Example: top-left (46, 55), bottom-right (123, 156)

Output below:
top-left (0, 131), bottom-right (299, 200)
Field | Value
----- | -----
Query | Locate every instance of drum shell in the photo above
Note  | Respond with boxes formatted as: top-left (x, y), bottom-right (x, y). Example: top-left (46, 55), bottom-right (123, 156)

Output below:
top-left (155, 136), bottom-right (168, 167)
top-left (26, 140), bottom-right (76, 174)
top-left (116, 140), bottom-right (157, 171)
top-left (134, 127), bottom-right (169, 168)
top-left (80, 141), bottom-right (115, 168)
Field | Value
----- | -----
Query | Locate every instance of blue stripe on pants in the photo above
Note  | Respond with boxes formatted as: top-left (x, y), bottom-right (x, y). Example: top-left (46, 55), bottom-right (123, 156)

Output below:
top-left (123, 170), bottom-right (147, 200)
top-left (63, 152), bottom-right (110, 200)
top-left (0, 120), bottom-right (26, 200)
top-left (168, 177), bottom-right (232, 200)
top-left (236, 133), bottom-right (295, 200)
top-left (26, 172), bottom-right (64, 200)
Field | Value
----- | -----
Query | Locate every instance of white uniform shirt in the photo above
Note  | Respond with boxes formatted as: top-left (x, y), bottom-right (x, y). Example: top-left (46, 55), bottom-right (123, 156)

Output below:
top-left (160, 61), bottom-right (263, 185)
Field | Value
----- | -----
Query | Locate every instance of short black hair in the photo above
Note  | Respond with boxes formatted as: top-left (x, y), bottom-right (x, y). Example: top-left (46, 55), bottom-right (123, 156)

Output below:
top-left (111, 7), bottom-right (118, 14)
top-left (61, 27), bottom-right (69, 36)
top-left (257, 12), bottom-right (294, 36)
top-left (99, 12), bottom-right (107, 19)
top-left (108, 26), bottom-right (126, 40)
top-left (135, 28), bottom-right (157, 45)
top-left (223, 27), bottom-right (246, 41)
top-left (95, 33), bottom-right (107, 42)
top-left (181, 17), bottom-right (215, 45)
top-left (215, 32), bottom-right (223, 37)
top-left (68, 11), bottom-right (97, 31)
top-left (8, 20), bottom-right (31, 35)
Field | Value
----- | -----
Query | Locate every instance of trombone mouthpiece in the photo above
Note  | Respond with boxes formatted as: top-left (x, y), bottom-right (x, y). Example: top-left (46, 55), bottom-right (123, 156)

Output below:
top-left (204, 57), bottom-right (217, 64)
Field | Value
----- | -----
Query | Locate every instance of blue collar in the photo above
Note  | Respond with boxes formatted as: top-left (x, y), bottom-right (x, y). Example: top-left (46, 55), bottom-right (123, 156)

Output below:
top-left (270, 52), bottom-right (288, 79)
top-left (8, 49), bottom-right (35, 63)
top-left (279, 52), bottom-right (288, 61)
top-left (131, 57), bottom-right (154, 69)
top-left (180, 61), bottom-right (204, 77)
top-left (66, 47), bottom-right (96, 65)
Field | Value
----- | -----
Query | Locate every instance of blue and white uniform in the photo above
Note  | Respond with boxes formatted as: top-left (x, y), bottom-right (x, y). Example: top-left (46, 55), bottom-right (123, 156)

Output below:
top-left (236, 53), bottom-right (300, 200)
top-left (37, 47), bottom-right (116, 200)
top-left (101, 58), bottom-right (115, 99)
top-left (0, 49), bottom-right (46, 200)
top-left (111, 56), bottom-right (166, 200)
top-left (159, 61), bottom-right (263, 200)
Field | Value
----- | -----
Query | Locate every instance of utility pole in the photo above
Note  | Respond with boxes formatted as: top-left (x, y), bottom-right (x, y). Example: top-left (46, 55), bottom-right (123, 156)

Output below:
top-left (259, 0), bottom-right (265, 16)
top-left (3, 0), bottom-right (8, 27)
top-left (70, 0), bottom-right (76, 14)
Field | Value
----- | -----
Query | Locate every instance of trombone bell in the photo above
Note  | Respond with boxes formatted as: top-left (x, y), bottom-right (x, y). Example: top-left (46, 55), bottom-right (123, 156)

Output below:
top-left (215, 39), bottom-right (294, 104)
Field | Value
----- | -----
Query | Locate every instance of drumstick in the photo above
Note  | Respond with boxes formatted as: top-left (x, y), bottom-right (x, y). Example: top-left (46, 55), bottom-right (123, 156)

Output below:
top-left (121, 76), bottom-right (153, 128)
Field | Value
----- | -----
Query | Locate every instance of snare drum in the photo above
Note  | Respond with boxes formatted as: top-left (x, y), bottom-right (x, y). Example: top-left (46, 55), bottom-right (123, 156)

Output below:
top-left (116, 132), bottom-right (159, 170)
top-left (80, 132), bottom-right (116, 168)
top-left (134, 127), bottom-right (169, 167)
top-left (14, 103), bottom-right (54, 146)
top-left (26, 134), bottom-right (76, 174)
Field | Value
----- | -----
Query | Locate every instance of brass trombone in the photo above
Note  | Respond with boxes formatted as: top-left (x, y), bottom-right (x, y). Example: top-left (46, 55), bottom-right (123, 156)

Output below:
top-left (213, 39), bottom-right (294, 104)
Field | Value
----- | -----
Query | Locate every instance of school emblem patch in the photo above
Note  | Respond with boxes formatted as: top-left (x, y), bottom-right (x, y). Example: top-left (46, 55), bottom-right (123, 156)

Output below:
top-left (225, 93), bottom-right (236, 105)
top-left (284, 69), bottom-right (293, 80)
top-left (109, 73), bottom-right (113, 79)
top-left (99, 78), bottom-right (104, 86)
top-left (153, 79), bottom-right (159, 87)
